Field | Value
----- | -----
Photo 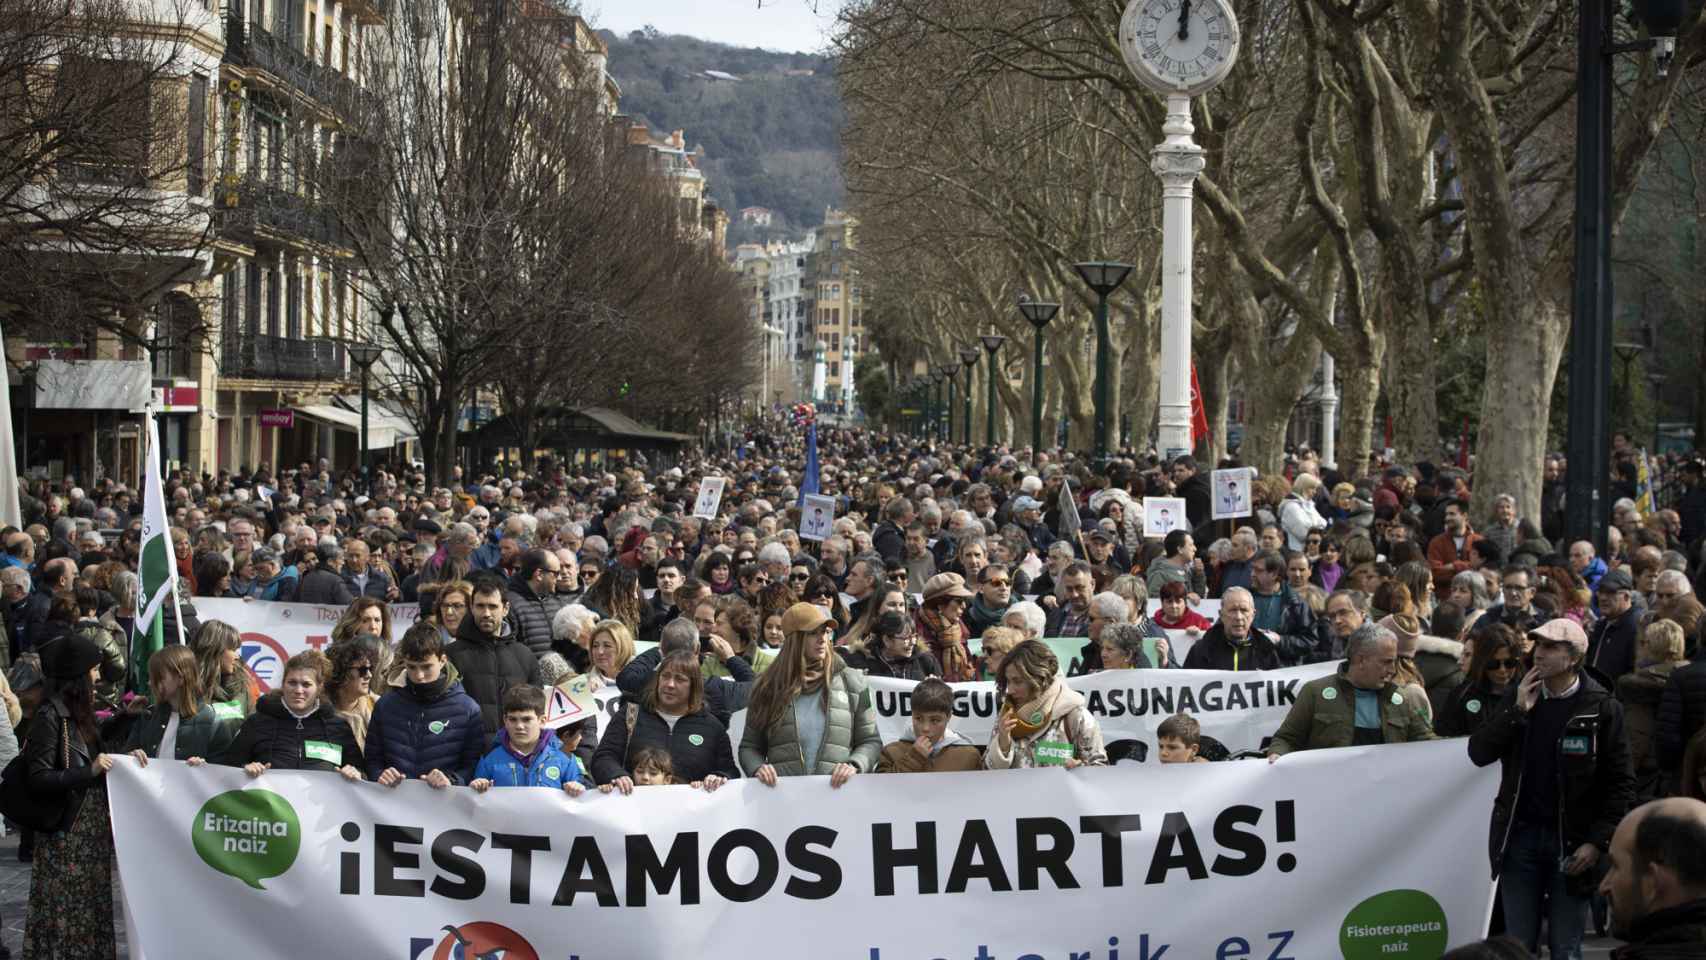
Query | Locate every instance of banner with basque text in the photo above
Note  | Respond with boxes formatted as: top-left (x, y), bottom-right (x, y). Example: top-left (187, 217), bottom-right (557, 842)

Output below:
top-left (195, 598), bottom-right (423, 691)
top-left (110, 742), bottom-right (1498, 960)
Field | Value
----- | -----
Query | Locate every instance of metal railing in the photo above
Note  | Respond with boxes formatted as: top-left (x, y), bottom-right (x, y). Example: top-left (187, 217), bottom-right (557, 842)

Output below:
top-left (225, 15), bottom-right (366, 115)
top-left (213, 175), bottom-right (347, 248)
top-left (222, 333), bottom-right (347, 381)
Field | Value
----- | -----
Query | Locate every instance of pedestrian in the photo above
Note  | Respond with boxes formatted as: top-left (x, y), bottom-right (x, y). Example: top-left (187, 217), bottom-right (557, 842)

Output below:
top-left (123, 645), bottom-right (237, 766)
top-left (1618, 619), bottom-right (1690, 803)
top-left (1436, 623), bottom-right (1523, 738)
top-left (739, 602), bottom-right (881, 786)
top-left (984, 639), bottom-right (1106, 769)
top-left (1468, 618), bottom-right (1636, 960)
top-left (192, 620), bottom-right (258, 718)
top-left (470, 684), bottom-right (589, 795)
top-left (592, 649), bottom-right (736, 793)
top-left (1267, 623), bottom-right (1435, 756)
top-left (22, 633), bottom-right (116, 960)
top-left (218, 650), bottom-right (365, 780)
top-left (1183, 588), bottom-right (1283, 671)
top-left (364, 624), bottom-right (485, 790)
top-left (446, 576), bottom-right (542, 735)
top-left (1597, 797), bottom-right (1706, 957)
top-left (913, 573), bottom-right (976, 681)
top-left (1589, 568), bottom-right (1642, 682)
top-left (876, 677), bottom-right (981, 773)
top-left (324, 636), bottom-right (384, 746)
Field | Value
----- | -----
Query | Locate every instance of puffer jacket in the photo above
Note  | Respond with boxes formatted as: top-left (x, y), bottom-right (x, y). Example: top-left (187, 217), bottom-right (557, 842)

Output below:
top-left (982, 680), bottom-right (1107, 769)
top-left (738, 667), bottom-right (882, 776)
top-left (473, 728), bottom-right (587, 789)
top-left (1657, 659), bottom-right (1706, 771)
top-left (591, 702), bottom-right (737, 785)
top-left (1182, 623), bottom-right (1284, 672)
top-left (34, 618), bottom-right (126, 711)
top-left (506, 578), bottom-right (563, 658)
top-left (125, 701), bottom-right (240, 761)
top-left (362, 676), bottom-right (485, 785)
top-left (447, 616), bottom-right (540, 735)
top-left (1618, 661), bottom-right (1683, 801)
top-left (1468, 674), bottom-right (1635, 876)
top-left (218, 692), bottom-right (364, 773)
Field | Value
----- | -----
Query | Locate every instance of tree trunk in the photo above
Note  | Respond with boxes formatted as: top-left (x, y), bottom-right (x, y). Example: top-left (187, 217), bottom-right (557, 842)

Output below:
top-left (1336, 330), bottom-right (1385, 481)
top-left (1471, 297), bottom-right (1566, 522)
top-left (1384, 295), bottom-right (1442, 465)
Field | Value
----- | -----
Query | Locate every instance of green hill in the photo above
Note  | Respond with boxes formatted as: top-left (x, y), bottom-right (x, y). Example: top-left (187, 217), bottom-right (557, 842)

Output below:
top-left (601, 29), bottom-right (845, 242)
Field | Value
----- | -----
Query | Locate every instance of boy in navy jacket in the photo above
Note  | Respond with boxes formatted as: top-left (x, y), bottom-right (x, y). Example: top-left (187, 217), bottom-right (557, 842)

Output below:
top-left (364, 624), bottom-right (485, 787)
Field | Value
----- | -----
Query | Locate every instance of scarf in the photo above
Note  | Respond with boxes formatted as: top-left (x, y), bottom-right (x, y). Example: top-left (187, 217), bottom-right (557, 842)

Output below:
top-left (919, 605), bottom-right (974, 681)
top-left (1002, 675), bottom-right (1066, 740)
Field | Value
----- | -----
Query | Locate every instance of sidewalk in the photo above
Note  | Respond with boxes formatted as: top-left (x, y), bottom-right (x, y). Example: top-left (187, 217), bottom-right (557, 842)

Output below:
top-left (0, 828), bottom-right (1622, 959)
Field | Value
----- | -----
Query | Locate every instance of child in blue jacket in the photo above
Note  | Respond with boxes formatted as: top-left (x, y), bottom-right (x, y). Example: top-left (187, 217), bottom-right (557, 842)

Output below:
top-left (470, 684), bottom-right (590, 795)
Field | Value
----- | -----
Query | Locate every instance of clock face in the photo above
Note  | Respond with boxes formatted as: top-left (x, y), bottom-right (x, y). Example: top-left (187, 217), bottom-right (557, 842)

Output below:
top-left (1119, 0), bottom-right (1240, 96)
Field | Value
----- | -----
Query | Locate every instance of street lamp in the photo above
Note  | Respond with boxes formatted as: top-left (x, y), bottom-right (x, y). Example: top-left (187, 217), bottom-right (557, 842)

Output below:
top-left (346, 341), bottom-right (385, 496)
top-left (1017, 299), bottom-right (1059, 455)
top-left (1072, 261), bottom-right (1134, 462)
top-left (959, 347), bottom-right (979, 446)
top-left (1567, 0), bottom-right (1691, 550)
top-left (980, 334), bottom-right (1007, 446)
top-left (935, 365), bottom-right (954, 442)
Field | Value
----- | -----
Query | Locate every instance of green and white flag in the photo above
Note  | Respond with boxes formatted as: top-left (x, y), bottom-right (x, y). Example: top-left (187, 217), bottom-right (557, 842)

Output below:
top-left (134, 409), bottom-right (174, 694)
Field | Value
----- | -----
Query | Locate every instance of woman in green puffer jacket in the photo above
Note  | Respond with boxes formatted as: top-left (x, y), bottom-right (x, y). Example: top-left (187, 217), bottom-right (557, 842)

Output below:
top-left (740, 602), bottom-right (881, 787)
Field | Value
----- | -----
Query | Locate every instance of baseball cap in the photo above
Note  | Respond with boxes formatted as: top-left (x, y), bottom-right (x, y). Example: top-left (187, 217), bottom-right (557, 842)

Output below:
top-left (1013, 496), bottom-right (1042, 512)
top-left (1597, 569), bottom-right (1634, 594)
top-left (780, 602), bottom-right (834, 634)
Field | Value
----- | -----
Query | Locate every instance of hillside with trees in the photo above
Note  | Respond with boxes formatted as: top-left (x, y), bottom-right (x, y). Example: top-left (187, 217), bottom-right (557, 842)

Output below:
top-left (601, 28), bottom-right (844, 243)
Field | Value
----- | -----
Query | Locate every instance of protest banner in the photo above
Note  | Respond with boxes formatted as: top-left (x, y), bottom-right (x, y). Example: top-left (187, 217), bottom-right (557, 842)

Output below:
top-left (195, 598), bottom-right (422, 691)
top-left (110, 741), bottom-right (1498, 959)
top-left (864, 662), bottom-right (1338, 760)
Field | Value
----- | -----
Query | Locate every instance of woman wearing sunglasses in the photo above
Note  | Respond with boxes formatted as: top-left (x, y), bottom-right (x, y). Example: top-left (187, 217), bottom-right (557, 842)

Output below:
top-left (325, 635), bottom-right (386, 746)
top-left (1434, 622), bottom-right (1522, 737)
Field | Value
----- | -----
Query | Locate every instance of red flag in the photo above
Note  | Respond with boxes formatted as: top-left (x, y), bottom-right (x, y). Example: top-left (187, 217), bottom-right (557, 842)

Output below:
top-left (1457, 418), bottom-right (1470, 469)
top-left (1189, 363), bottom-right (1210, 445)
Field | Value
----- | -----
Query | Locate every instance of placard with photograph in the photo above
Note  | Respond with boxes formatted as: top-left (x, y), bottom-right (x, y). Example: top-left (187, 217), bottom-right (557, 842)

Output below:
top-left (1210, 467), bottom-right (1254, 520)
top-left (799, 494), bottom-right (838, 542)
top-left (692, 476), bottom-right (727, 520)
top-left (1143, 497), bottom-right (1189, 538)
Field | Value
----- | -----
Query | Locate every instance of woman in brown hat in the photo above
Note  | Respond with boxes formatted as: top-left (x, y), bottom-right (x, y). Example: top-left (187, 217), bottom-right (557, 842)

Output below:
top-left (23, 633), bottom-right (119, 959)
top-left (914, 573), bottom-right (977, 682)
top-left (740, 602), bottom-right (881, 786)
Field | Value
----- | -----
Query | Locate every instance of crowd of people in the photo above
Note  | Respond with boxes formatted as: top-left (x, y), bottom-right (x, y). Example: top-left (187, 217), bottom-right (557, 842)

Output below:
top-left (0, 421), bottom-right (1704, 959)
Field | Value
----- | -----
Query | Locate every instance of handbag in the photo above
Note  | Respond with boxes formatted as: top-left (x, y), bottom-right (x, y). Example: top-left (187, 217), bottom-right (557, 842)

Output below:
top-left (0, 719), bottom-right (72, 833)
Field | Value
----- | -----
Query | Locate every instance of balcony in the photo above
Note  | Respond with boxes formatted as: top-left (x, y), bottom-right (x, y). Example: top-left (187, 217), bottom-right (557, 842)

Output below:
top-left (222, 334), bottom-right (347, 382)
top-left (214, 176), bottom-right (348, 250)
top-left (225, 16), bottom-right (362, 114)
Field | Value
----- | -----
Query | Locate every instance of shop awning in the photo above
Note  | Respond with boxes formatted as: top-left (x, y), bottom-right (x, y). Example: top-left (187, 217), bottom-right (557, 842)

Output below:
top-left (295, 403), bottom-right (399, 450)
top-left (331, 396), bottom-right (417, 447)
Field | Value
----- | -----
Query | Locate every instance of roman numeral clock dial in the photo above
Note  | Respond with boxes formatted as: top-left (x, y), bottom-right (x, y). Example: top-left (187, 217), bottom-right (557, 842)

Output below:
top-left (1119, 0), bottom-right (1241, 98)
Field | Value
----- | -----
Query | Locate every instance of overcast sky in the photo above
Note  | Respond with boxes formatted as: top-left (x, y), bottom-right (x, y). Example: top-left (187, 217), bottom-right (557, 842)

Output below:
top-left (588, 0), bottom-right (844, 53)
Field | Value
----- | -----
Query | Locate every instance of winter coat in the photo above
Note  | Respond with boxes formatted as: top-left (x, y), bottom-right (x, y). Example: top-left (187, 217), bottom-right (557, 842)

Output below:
top-left (1609, 899), bottom-right (1706, 960)
top-left (362, 678), bottom-right (485, 784)
top-left (447, 616), bottom-right (540, 735)
top-left (23, 697), bottom-right (95, 832)
top-left (738, 667), bottom-right (882, 776)
top-left (218, 693), bottom-right (364, 773)
top-left (342, 567), bottom-right (394, 601)
top-left (1182, 623), bottom-right (1284, 672)
top-left (982, 681), bottom-right (1107, 769)
top-left (1426, 529), bottom-right (1484, 592)
top-left (294, 568), bottom-right (355, 606)
top-left (124, 701), bottom-right (239, 761)
top-left (1248, 586), bottom-right (1326, 666)
top-left (1467, 674), bottom-right (1636, 876)
top-left (616, 647), bottom-right (754, 728)
top-left (1412, 636), bottom-right (1467, 717)
top-left (1589, 607), bottom-right (1642, 683)
top-left (877, 729), bottom-right (983, 773)
top-left (591, 702), bottom-right (737, 785)
top-left (841, 646), bottom-right (942, 681)
top-left (1434, 678), bottom-right (1511, 739)
top-left (1618, 661), bottom-right (1683, 801)
top-left (1267, 664), bottom-right (1437, 755)
top-left (1175, 473), bottom-right (1211, 530)
top-left (254, 571), bottom-right (298, 602)
top-left (473, 728), bottom-right (588, 789)
top-left (1278, 495), bottom-right (1327, 552)
top-left (1659, 659), bottom-right (1706, 772)
top-left (37, 618), bottom-right (127, 711)
top-left (506, 578), bottom-right (564, 659)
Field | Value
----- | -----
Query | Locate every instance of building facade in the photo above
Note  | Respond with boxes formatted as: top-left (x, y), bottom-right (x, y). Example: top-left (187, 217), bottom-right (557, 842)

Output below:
top-left (811, 209), bottom-right (865, 415)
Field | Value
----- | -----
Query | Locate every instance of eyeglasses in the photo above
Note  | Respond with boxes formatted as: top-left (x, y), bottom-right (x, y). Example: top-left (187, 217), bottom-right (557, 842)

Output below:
top-left (1657, 591), bottom-right (1682, 601)
top-left (1502, 583), bottom-right (1529, 592)
top-left (1488, 658), bottom-right (1520, 671)
top-left (982, 579), bottom-right (1010, 588)
top-left (355, 665), bottom-right (373, 676)
top-left (807, 592), bottom-right (833, 602)
top-left (790, 573), bottom-right (810, 582)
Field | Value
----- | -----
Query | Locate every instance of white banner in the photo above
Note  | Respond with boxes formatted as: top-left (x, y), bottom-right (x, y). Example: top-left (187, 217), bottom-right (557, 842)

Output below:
top-left (866, 663), bottom-right (1338, 761)
top-left (195, 598), bottom-right (422, 691)
top-left (110, 743), bottom-right (1498, 959)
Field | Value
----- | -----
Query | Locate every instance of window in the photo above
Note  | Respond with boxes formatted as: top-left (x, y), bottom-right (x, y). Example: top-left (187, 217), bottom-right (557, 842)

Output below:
top-left (829, 361), bottom-right (839, 378)
top-left (831, 333), bottom-right (840, 350)
top-left (830, 262), bottom-right (841, 277)
top-left (830, 239), bottom-right (841, 252)
top-left (286, 265), bottom-right (301, 339)
top-left (851, 312), bottom-right (861, 327)
top-left (53, 57), bottom-right (152, 183)
top-left (152, 295), bottom-right (198, 380)
top-left (187, 74), bottom-right (207, 196)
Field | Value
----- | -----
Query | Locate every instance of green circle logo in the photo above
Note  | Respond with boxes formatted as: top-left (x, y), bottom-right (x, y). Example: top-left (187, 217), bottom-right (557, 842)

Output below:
top-left (1322, 686), bottom-right (1338, 701)
top-left (428, 720), bottom-right (448, 735)
top-left (191, 789), bottom-right (301, 890)
top-left (545, 765), bottom-right (561, 779)
top-left (1466, 699), bottom-right (1482, 714)
top-left (1340, 889), bottom-right (1448, 959)
top-left (688, 734), bottom-right (705, 746)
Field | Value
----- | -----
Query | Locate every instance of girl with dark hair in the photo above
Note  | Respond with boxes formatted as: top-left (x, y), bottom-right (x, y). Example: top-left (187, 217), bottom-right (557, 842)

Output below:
top-left (580, 565), bottom-right (643, 634)
top-left (23, 633), bottom-right (119, 958)
top-left (1435, 623), bottom-right (1522, 738)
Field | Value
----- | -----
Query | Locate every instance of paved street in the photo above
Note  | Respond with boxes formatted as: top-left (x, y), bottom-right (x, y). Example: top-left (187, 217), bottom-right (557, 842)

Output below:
top-left (0, 826), bottom-right (1625, 959)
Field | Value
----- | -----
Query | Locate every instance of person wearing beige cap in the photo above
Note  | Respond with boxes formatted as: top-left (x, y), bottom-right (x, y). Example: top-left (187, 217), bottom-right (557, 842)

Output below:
top-left (913, 573), bottom-right (977, 682)
top-left (1469, 617), bottom-right (1636, 960)
top-left (739, 602), bottom-right (881, 787)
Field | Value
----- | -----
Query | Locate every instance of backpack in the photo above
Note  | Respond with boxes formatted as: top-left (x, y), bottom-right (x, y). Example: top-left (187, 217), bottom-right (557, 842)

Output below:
top-left (0, 718), bottom-right (71, 833)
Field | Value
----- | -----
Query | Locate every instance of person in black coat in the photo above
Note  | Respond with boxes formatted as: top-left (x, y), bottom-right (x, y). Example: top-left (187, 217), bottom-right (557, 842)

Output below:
top-left (840, 611), bottom-right (943, 680)
top-left (1182, 590), bottom-right (1283, 671)
top-left (217, 650), bottom-right (364, 780)
top-left (506, 549), bottom-right (565, 658)
top-left (616, 617), bottom-right (754, 727)
top-left (1658, 657), bottom-right (1706, 784)
top-left (1588, 569), bottom-right (1641, 683)
top-left (593, 650), bottom-right (737, 792)
top-left (294, 543), bottom-right (356, 606)
top-left (364, 625), bottom-right (485, 787)
top-left (447, 580), bottom-right (542, 735)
